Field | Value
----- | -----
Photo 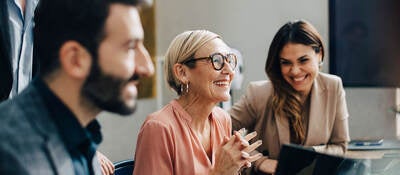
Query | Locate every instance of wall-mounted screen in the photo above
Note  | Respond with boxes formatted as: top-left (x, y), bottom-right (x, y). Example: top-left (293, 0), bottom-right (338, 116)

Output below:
top-left (329, 0), bottom-right (400, 87)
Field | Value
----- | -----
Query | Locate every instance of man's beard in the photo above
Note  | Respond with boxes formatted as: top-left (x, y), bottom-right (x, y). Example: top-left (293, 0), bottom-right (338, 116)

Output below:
top-left (81, 60), bottom-right (137, 116)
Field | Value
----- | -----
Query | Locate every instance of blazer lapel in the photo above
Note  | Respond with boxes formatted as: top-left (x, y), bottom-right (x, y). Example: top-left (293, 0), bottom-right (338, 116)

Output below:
top-left (43, 136), bottom-right (75, 175)
top-left (274, 112), bottom-right (290, 147)
top-left (23, 86), bottom-right (74, 174)
top-left (305, 75), bottom-right (327, 145)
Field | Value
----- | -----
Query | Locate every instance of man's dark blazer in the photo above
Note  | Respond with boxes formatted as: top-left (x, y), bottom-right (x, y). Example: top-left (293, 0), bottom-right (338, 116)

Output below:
top-left (0, 82), bottom-right (101, 174)
top-left (0, 0), bottom-right (13, 101)
top-left (0, 1), bottom-right (39, 102)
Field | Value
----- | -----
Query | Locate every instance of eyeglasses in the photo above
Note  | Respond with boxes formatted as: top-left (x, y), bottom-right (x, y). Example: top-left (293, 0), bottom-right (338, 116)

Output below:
top-left (181, 53), bottom-right (238, 71)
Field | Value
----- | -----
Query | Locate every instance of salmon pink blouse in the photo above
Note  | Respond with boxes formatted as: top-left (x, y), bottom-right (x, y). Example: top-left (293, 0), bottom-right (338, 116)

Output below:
top-left (133, 100), bottom-right (232, 175)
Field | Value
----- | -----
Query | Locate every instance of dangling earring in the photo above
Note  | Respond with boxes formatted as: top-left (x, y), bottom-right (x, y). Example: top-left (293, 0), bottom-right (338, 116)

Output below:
top-left (180, 84), bottom-right (184, 95)
top-left (180, 83), bottom-right (189, 95)
top-left (319, 61), bottom-right (324, 66)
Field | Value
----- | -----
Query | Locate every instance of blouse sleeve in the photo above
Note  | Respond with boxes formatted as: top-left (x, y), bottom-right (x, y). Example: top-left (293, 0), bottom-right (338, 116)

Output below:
top-left (133, 120), bottom-right (174, 175)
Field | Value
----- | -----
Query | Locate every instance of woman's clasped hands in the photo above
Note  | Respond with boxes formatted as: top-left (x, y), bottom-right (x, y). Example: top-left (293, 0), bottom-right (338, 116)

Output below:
top-left (211, 128), bottom-right (263, 175)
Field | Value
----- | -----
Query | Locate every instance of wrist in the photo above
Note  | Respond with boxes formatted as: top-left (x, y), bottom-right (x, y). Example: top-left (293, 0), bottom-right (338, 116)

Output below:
top-left (254, 156), bottom-right (269, 172)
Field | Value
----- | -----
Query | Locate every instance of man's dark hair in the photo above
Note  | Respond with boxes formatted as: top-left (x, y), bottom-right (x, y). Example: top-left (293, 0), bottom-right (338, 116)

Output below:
top-left (34, 0), bottom-right (149, 77)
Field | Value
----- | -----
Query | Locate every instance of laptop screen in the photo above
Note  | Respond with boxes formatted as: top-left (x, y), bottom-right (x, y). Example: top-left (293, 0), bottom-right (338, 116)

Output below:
top-left (275, 144), bottom-right (370, 175)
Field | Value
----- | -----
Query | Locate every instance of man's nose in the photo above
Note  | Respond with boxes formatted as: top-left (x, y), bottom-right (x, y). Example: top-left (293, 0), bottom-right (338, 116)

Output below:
top-left (135, 43), bottom-right (155, 77)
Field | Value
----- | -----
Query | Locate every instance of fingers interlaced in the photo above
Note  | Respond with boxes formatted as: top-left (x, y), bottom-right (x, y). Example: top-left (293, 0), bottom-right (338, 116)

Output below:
top-left (234, 129), bottom-right (263, 169)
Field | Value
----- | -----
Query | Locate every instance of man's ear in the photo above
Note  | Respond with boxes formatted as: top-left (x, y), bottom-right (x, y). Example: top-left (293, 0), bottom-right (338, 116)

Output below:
top-left (59, 41), bottom-right (92, 79)
top-left (173, 63), bottom-right (188, 84)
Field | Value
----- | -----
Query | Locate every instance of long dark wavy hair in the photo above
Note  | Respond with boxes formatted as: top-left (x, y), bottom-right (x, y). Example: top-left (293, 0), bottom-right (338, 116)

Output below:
top-left (265, 20), bottom-right (324, 144)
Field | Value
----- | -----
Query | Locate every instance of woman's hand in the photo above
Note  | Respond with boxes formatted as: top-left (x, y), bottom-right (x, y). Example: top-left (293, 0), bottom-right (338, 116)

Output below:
top-left (97, 151), bottom-right (114, 175)
top-left (210, 130), bottom-right (263, 175)
top-left (258, 158), bottom-right (278, 174)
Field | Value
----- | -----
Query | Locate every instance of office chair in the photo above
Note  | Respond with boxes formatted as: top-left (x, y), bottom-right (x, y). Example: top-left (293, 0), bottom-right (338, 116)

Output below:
top-left (114, 159), bottom-right (135, 175)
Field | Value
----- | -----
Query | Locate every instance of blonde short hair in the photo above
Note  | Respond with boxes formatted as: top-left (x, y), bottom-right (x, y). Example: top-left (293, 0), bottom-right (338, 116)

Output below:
top-left (164, 30), bottom-right (220, 95)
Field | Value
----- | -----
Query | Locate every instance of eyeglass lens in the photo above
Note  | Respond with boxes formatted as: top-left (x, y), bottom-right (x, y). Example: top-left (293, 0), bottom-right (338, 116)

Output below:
top-left (211, 53), bottom-right (237, 70)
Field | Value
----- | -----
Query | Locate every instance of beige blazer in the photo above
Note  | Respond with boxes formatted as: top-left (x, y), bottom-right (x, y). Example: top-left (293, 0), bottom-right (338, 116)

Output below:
top-left (229, 72), bottom-right (350, 173)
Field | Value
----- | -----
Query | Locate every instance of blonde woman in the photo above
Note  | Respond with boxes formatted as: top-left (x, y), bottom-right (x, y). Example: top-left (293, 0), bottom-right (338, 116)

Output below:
top-left (134, 30), bottom-right (262, 175)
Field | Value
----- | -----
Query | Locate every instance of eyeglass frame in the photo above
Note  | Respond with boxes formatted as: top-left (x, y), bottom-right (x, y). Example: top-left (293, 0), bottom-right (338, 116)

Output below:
top-left (180, 52), bottom-right (238, 71)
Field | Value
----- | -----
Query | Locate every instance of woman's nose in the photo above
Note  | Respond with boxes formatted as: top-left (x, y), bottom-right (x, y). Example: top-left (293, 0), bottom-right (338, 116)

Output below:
top-left (290, 64), bottom-right (301, 75)
top-left (221, 60), bottom-right (235, 75)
